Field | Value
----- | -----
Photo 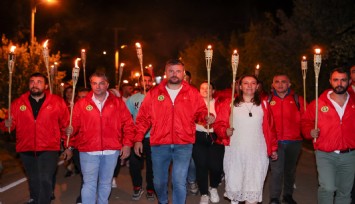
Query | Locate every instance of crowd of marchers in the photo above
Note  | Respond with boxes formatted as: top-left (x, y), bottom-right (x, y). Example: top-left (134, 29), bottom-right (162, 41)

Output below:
top-left (1, 59), bottom-right (355, 204)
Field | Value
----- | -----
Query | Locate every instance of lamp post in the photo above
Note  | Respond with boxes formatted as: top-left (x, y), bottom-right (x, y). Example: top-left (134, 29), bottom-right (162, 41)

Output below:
top-left (31, 0), bottom-right (56, 45)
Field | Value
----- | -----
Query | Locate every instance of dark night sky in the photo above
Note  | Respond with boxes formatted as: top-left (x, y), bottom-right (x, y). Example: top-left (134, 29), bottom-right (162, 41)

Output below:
top-left (0, 0), bottom-right (292, 80)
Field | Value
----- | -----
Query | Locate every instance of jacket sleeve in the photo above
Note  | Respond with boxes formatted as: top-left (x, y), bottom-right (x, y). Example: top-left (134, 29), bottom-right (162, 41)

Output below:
top-left (301, 100), bottom-right (316, 140)
top-left (265, 101), bottom-right (278, 153)
top-left (58, 98), bottom-right (70, 147)
top-left (119, 99), bottom-right (136, 147)
top-left (135, 92), bottom-right (153, 142)
top-left (214, 99), bottom-right (231, 140)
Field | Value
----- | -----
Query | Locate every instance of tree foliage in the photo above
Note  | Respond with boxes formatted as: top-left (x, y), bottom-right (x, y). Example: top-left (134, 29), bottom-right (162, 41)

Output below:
top-left (0, 35), bottom-right (60, 107)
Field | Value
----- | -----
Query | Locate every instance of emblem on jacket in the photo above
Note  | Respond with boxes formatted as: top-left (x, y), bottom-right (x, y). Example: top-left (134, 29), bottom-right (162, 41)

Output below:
top-left (321, 106), bottom-right (329, 112)
top-left (158, 95), bottom-right (164, 101)
top-left (270, 100), bottom-right (276, 106)
top-left (20, 105), bottom-right (26, 111)
top-left (86, 105), bottom-right (93, 111)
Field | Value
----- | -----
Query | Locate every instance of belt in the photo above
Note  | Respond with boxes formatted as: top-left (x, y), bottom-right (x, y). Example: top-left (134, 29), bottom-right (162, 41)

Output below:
top-left (339, 148), bottom-right (355, 154)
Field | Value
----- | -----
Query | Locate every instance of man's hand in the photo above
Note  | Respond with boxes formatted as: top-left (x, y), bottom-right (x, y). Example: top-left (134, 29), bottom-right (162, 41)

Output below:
top-left (205, 115), bottom-right (216, 125)
top-left (4, 118), bottom-right (12, 128)
top-left (65, 126), bottom-right (73, 136)
top-left (271, 151), bottom-right (278, 161)
top-left (61, 148), bottom-right (73, 161)
top-left (134, 142), bottom-right (143, 157)
top-left (310, 128), bottom-right (320, 139)
top-left (226, 128), bottom-right (234, 137)
top-left (120, 145), bottom-right (131, 160)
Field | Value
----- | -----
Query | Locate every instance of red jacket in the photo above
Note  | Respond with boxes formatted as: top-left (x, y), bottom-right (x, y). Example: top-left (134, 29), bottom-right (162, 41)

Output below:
top-left (214, 99), bottom-right (277, 156)
top-left (269, 90), bottom-right (305, 141)
top-left (301, 90), bottom-right (355, 152)
top-left (135, 80), bottom-right (208, 145)
top-left (1, 92), bottom-right (69, 152)
top-left (71, 91), bottom-right (135, 152)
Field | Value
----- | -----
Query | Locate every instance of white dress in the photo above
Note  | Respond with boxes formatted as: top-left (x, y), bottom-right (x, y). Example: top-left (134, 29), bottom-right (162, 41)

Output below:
top-left (224, 102), bottom-right (269, 203)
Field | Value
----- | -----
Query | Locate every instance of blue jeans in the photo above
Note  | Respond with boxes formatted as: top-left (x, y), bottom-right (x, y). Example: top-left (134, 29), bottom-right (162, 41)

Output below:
top-left (80, 151), bottom-right (119, 204)
top-left (151, 144), bottom-right (193, 204)
top-left (187, 158), bottom-right (196, 183)
top-left (315, 150), bottom-right (355, 204)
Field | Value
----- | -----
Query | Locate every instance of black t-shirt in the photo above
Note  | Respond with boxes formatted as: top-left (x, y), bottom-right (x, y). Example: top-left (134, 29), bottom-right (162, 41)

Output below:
top-left (29, 95), bottom-right (46, 119)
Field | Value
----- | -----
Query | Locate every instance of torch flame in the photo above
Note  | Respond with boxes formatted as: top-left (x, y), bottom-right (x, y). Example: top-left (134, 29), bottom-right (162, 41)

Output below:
top-left (10, 46), bottom-right (16, 53)
top-left (233, 49), bottom-right (238, 54)
top-left (81, 49), bottom-right (86, 53)
top-left (135, 42), bottom-right (141, 48)
top-left (207, 45), bottom-right (212, 49)
top-left (120, 63), bottom-right (125, 67)
top-left (43, 40), bottom-right (49, 48)
top-left (302, 56), bottom-right (306, 60)
top-left (315, 49), bottom-right (321, 54)
top-left (75, 58), bottom-right (81, 67)
top-left (256, 64), bottom-right (260, 69)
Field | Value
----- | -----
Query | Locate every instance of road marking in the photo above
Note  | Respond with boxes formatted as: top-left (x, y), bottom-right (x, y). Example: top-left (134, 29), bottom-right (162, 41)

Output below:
top-left (0, 160), bottom-right (64, 192)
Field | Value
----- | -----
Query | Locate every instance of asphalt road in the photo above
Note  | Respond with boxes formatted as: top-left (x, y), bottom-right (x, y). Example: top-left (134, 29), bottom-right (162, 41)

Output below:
top-left (0, 146), bottom-right (318, 204)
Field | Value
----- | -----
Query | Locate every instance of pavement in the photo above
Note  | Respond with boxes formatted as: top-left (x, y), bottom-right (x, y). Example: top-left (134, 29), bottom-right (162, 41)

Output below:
top-left (0, 143), bottom-right (318, 204)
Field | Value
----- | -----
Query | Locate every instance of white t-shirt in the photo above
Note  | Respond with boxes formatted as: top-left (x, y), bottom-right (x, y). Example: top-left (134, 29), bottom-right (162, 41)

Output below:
top-left (166, 85), bottom-right (183, 104)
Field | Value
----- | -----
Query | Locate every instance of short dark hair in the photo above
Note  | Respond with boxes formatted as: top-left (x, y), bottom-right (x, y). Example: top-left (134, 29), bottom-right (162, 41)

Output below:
top-left (165, 59), bottom-right (184, 68)
top-left (185, 70), bottom-right (191, 78)
top-left (90, 72), bottom-right (109, 82)
top-left (29, 72), bottom-right (48, 84)
top-left (77, 87), bottom-right (90, 93)
top-left (330, 67), bottom-right (349, 79)
top-left (272, 72), bottom-right (290, 81)
top-left (139, 72), bottom-right (152, 82)
top-left (201, 80), bottom-right (216, 90)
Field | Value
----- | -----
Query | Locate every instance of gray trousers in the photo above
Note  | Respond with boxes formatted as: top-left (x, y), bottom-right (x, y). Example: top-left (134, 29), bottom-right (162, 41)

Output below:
top-left (315, 150), bottom-right (355, 204)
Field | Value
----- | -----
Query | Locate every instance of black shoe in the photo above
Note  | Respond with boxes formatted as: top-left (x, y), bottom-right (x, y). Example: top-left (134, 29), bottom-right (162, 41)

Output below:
top-left (50, 192), bottom-right (55, 200)
top-left (270, 198), bottom-right (280, 204)
top-left (283, 195), bottom-right (297, 204)
top-left (76, 195), bottom-right (82, 204)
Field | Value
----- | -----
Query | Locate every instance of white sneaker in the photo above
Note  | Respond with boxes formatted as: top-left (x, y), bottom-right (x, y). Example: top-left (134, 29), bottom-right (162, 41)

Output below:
top-left (200, 194), bottom-right (209, 204)
top-left (209, 187), bottom-right (220, 203)
top-left (111, 178), bottom-right (117, 188)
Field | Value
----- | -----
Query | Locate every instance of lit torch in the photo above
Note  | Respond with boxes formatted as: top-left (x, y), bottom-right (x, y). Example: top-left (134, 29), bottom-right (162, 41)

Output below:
top-left (313, 48), bottom-right (322, 143)
top-left (255, 64), bottom-right (260, 77)
top-left (66, 58), bottom-right (81, 147)
top-left (7, 46), bottom-right (16, 133)
top-left (135, 42), bottom-right (146, 95)
top-left (204, 45), bottom-right (213, 131)
top-left (118, 62), bottom-right (125, 89)
top-left (230, 49), bottom-right (239, 128)
top-left (43, 40), bottom-right (53, 93)
top-left (301, 56), bottom-right (308, 111)
top-left (81, 49), bottom-right (87, 88)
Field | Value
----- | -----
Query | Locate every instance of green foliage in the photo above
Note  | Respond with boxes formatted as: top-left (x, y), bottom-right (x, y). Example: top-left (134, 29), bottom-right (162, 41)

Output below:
top-left (0, 35), bottom-right (60, 107)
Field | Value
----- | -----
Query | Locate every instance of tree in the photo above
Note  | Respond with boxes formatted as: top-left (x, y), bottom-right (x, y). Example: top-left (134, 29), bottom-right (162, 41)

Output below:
top-left (0, 35), bottom-right (60, 108)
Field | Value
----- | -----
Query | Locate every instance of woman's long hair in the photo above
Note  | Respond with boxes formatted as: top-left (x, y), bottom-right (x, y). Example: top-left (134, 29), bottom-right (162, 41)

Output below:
top-left (234, 75), bottom-right (261, 106)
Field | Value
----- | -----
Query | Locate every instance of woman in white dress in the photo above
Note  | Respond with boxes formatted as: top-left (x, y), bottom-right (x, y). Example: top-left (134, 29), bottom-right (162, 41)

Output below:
top-left (214, 75), bottom-right (278, 204)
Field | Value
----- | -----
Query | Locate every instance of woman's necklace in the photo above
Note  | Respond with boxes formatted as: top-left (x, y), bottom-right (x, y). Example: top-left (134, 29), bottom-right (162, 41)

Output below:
top-left (245, 102), bottom-right (254, 117)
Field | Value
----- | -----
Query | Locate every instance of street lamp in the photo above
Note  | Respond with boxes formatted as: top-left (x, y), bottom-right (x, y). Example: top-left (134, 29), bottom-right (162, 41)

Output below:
top-left (31, 0), bottom-right (56, 45)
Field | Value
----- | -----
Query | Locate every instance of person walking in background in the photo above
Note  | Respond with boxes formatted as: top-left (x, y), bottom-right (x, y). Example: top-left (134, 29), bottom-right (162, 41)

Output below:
top-left (134, 59), bottom-right (215, 204)
top-left (125, 72), bottom-right (155, 201)
top-left (268, 73), bottom-right (305, 204)
top-left (194, 81), bottom-right (225, 204)
top-left (2, 72), bottom-right (71, 204)
top-left (214, 75), bottom-right (278, 204)
top-left (66, 72), bottom-right (135, 204)
top-left (302, 67), bottom-right (355, 204)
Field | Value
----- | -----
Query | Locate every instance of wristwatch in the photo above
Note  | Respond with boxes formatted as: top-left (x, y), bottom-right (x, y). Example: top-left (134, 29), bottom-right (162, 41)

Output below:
top-left (67, 146), bottom-right (74, 151)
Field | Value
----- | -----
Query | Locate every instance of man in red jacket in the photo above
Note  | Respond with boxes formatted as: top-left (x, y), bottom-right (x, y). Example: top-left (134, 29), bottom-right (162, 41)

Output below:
top-left (66, 72), bottom-right (135, 204)
top-left (302, 67), bottom-right (355, 204)
top-left (268, 74), bottom-right (305, 204)
top-left (3, 72), bottom-right (71, 204)
top-left (134, 59), bottom-right (214, 204)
